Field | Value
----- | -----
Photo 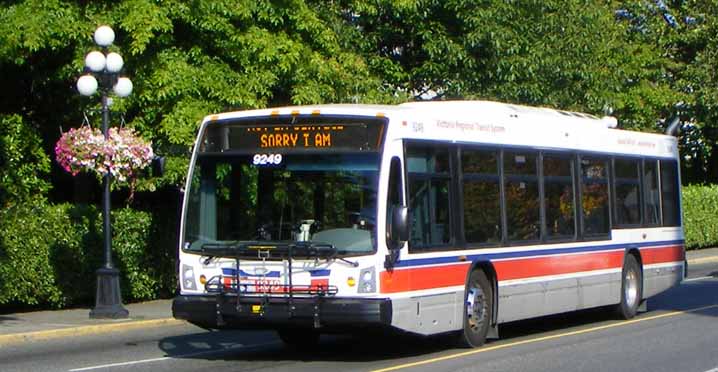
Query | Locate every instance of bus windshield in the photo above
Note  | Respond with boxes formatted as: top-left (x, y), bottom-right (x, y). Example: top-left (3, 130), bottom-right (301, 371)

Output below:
top-left (183, 152), bottom-right (380, 256)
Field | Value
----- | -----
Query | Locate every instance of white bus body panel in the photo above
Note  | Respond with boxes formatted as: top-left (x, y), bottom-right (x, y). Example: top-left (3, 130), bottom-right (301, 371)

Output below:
top-left (175, 101), bottom-right (684, 337)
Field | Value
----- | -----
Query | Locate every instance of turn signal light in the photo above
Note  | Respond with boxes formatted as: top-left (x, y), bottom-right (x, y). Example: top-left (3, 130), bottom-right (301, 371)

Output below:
top-left (347, 277), bottom-right (356, 287)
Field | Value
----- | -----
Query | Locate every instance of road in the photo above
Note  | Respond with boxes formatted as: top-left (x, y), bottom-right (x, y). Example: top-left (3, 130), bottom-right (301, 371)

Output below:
top-left (2, 262), bottom-right (717, 372)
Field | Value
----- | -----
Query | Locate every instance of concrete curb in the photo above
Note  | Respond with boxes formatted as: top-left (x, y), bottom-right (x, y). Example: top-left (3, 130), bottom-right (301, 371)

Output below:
top-left (687, 255), bottom-right (718, 265)
top-left (0, 318), bottom-right (185, 347)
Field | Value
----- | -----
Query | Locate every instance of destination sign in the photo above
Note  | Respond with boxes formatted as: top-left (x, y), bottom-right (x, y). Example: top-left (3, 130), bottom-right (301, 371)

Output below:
top-left (249, 125), bottom-right (345, 149)
top-left (201, 119), bottom-right (385, 153)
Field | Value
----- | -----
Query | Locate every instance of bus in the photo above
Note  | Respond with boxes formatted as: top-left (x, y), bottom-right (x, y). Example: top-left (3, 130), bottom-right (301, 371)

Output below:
top-left (172, 101), bottom-right (685, 348)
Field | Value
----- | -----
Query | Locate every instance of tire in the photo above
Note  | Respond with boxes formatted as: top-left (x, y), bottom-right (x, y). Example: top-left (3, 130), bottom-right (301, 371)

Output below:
top-left (616, 254), bottom-right (642, 319)
top-left (277, 328), bottom-right (320, 349)
top-left (456, 269), bottom-right (493, 348)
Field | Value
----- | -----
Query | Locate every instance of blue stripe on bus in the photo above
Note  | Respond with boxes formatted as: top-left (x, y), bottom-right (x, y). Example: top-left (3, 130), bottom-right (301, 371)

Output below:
top-left (221, 268), bottom-right (281, 277)
top-left (392, 239), bottom-right (685, 268)
top-left (220, 268), bottom-right (331, 277)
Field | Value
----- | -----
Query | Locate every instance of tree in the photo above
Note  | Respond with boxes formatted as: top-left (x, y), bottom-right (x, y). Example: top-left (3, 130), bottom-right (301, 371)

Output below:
top-left (0, 114), bottom-right (51, 208)
top-left (341, 0), bottom-right (682, 128)
top-left (0, 0), bottom-right (396, 199)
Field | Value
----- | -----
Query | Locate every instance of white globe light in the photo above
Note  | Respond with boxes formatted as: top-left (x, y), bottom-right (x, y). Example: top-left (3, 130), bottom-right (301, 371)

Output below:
top-left (113, 77), bottom-right (133, 97)
top-left (77, 75), bottom-right (98, 96)
top-left (105, 52), bottom-right (124, 73)
top-left (84, 51), bottom-right (106, 72)
top-left (94, 25), bottom-right (115, 47)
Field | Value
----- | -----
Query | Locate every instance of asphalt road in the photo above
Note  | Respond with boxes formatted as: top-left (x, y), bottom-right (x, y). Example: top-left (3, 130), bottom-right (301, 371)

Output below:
top-left (2, 262), bottom-right (717, 372)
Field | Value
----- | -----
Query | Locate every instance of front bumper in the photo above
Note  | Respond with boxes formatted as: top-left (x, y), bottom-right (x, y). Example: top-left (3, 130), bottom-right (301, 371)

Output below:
top-left (172, 294), bottom-right (392, 331)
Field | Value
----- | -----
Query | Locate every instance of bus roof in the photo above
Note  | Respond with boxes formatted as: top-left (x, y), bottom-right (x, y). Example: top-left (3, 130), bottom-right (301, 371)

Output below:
top-left (205, 101), bottom-right (614, 127)
top-left (200, 100), bottom-right (677, 159)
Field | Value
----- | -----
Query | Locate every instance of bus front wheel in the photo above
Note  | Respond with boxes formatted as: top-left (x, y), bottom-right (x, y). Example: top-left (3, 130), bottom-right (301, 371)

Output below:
top-left (616, 254), bottom-right (642, 319)
top-left (456, 269), bottom-right (492, 348)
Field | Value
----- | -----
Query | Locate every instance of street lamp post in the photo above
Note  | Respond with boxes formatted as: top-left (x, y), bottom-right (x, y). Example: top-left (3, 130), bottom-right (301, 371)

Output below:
top-left (77, 25), bottom-right (133, 319)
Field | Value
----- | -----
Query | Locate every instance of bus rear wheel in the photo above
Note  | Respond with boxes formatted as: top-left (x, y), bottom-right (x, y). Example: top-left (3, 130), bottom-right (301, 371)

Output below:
top-left (616, 254), bottom-right (642, 319)
top-left (456, 269), bottom-right (492, 348)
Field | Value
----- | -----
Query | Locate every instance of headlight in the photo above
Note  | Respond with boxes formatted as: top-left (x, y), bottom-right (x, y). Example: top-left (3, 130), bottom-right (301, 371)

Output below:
top-left (182, 264), bottom-right (197, 290)
top-left (358, 267), bottom-right (376, 293)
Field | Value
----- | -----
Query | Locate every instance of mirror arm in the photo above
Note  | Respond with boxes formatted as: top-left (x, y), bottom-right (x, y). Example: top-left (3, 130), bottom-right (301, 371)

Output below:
top-left (384, 250), bottom-right (399, 271)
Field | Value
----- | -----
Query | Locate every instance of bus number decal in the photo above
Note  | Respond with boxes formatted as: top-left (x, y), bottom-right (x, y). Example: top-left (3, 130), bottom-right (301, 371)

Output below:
top-left (252, 153), bottom-right (283, 166)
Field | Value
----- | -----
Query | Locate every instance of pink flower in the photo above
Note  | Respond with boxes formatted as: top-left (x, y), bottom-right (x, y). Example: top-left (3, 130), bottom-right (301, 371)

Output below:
top-left (55, 126), bottom-right (153, 183)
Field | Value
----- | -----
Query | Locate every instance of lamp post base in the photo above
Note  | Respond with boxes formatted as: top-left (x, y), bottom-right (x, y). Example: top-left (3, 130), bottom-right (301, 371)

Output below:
top-left (89, 267), bottom-right (129, 319)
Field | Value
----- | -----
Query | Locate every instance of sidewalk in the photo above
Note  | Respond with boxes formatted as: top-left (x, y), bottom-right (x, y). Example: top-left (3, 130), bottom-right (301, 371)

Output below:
top-left (0, 299), bottom-right (182, 346)
top-left (1, 248), bottom-right (717, 346)
top-left (685, 246), bottom-right (718, 265)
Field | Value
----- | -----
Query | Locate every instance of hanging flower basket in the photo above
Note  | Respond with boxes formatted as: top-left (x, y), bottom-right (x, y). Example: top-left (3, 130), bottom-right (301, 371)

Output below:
top-left (55, 126), bottom-right (154, 183)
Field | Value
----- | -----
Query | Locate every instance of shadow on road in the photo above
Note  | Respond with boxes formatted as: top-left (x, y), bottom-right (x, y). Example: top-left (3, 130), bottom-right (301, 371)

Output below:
top-left (648, 278), bottom-right (718, 317)
top-left (157, 278), bottom-right (718, 363)
top-left (0, 315), bottom-right (19, 324)
top-left (158, 327), bottom-right (452, 363)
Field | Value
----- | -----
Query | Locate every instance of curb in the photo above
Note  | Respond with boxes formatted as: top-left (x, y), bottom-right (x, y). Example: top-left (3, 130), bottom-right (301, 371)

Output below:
top-left (687, 255), bottom-right (718, 265)
top-left (0, 318), bottom-right (185, 347)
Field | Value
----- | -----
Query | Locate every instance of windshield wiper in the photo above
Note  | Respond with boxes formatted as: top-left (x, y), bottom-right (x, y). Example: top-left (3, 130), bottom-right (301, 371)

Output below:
top-left (290, 242), bottom-right (359, 267)
top-left (199, 240), bottom-right (358, 267)
top-left (200, 240), bottom-right (286, 260)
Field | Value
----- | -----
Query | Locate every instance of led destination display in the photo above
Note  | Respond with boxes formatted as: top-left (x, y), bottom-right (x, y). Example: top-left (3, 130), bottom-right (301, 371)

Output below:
top-left (200, 118), bottom-right (385, 153)
top-left (252, 125), bottom-right (344, 149)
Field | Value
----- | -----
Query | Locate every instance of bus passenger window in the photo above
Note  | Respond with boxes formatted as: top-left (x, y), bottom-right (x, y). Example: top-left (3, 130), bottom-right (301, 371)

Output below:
top-left (660, 160), bottom-right (681, 227)
top-left (406, 145), bottom-right (452, 250)
top-left (643, 160), bottom-right (660, 226)
top-left (505, 151), bottom-right (540, 242)
top-left (614, 159), bottom-right (641, 226)
top-left (462, 149), bottom-right (501, 245)
top-left (543, 155), bottom-right (575, 240)
top-left (580, 157), bottom-right (610, 236)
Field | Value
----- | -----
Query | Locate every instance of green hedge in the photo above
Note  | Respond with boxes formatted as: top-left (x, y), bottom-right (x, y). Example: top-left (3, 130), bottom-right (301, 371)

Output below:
top-left (683, 184), bottom-right (718, 249)
top-left (1, 185), bottom-right (715, 309)
top-left (0, 202), bottom-right (177, 309)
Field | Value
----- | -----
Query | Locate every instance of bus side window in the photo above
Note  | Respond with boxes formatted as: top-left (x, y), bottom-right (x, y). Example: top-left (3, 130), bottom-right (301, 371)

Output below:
top-left (580, 156), bottom-right (610, 237)
top-left (660, 160), bottom-right (681, 227)
top-left (504, 151), bottom-right (540, 242)
top-left (462, 148), bottom-right (502, 245)
top-left (406, 144), bottom-right (452, 251)
top-left (543, 154), bottom-right (576, 240)
top-left (614, 158), bottom-right (642, 226)
top-left (643, 160), bottom-right (661, 226)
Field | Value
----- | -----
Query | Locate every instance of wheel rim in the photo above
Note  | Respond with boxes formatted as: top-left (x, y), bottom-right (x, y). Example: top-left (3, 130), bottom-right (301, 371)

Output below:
top-left (466, 285), bottom-right (487, 332)
top-left (624, 268), bottom-right (638, 307)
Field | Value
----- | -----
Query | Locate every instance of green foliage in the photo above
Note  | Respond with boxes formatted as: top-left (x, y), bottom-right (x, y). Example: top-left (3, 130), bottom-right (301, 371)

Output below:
top-left (342, 0), bottom-right (682, 128)
top-left (111, 208), bottom-right (157, 300)
top-left (0, 0), bottom-right (83, 62)
top-left (1, 0), bottom-right (397, 196)
top-left (682, 184), bottom-right (718, 249)
top-left (0, 114), bottom-right (52, 208)
top-left (0, 202), bottom-right (175, 308)
top-left (0, 202), bottom-right (93, 307)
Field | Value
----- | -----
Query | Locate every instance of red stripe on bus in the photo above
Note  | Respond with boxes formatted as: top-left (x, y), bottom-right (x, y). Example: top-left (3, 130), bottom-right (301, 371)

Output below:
top-left (494, 250), bottom-right (625, 281)
top-left (379, 245), bottom-right (684, 293)
top-left (640, 244), bottom-right (685, 265)
top-left (380, 263), bottom-right (471, 293)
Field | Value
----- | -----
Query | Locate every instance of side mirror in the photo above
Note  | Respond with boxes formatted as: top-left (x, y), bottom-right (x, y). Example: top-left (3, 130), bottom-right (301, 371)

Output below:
top-left (390, 205), bottom-right (409, 246)
top-left (151, 155), bottom-right (166, 177)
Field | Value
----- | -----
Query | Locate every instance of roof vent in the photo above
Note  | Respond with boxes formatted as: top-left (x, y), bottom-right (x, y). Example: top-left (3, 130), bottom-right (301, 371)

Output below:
top-left (602, 116), bottom-right (618, 128)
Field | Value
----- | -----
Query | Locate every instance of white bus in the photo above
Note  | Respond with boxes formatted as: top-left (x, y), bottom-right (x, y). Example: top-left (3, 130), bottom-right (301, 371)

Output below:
top-left (172, 101), bottom-right (684, 348)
